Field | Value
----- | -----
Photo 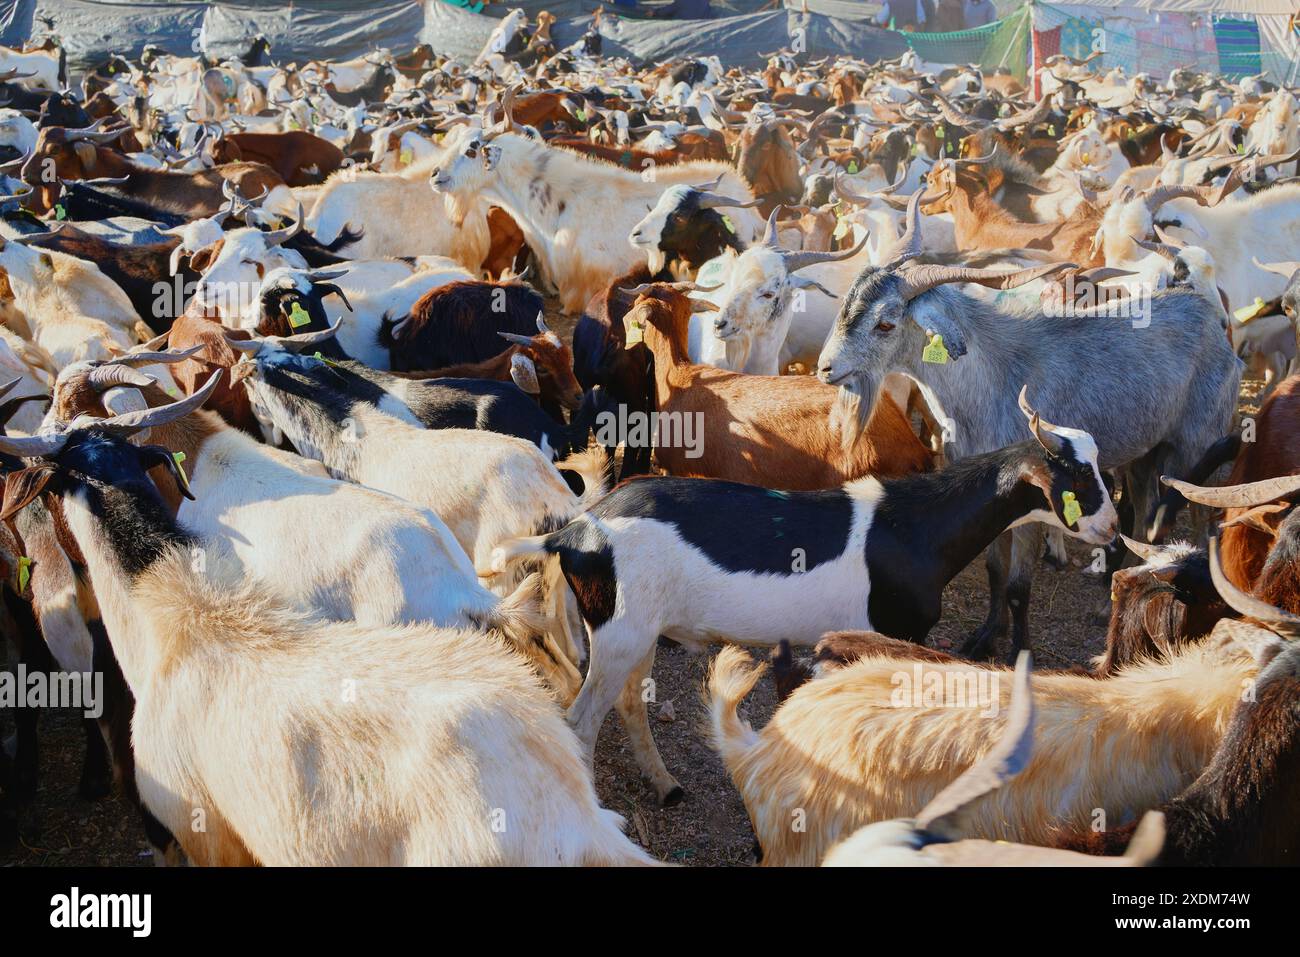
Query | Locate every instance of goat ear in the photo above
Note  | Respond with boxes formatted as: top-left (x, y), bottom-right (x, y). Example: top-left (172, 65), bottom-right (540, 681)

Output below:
top-left (509, 353), bottom-right (541, 395)
top-left (73, 140), bottom-right (97, 171)
top-left (139, 445), bottom-right (195, 501)
top-left (906, 298), bottom-right (968, 359)
top-left (0, 466), bottom-right (56, 522)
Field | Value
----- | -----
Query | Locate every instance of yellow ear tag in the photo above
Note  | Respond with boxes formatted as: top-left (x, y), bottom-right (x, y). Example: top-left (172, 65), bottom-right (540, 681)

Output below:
top-left (1061, 490), bottom-right (1082, 527)
top-left (313, 350), bottom-right (339, 368)
top-left (288, 302), bottom-right (311, 328)
top-left (1236, 142), bottom-right (1245, 154)
top-left (721, 214), bottom-right (736, 234)
top-left (171, 451), bottom-right (188, 486)
top-left (399, 147), bottom-right (413, 165)
top-left (936, 127), bottom-right (945, 139)
top-left (847, 160), bottom-right (858, 174)
top-left (1081, 151), bottom-right (1091, 164)
top-left (1047, 124), bottom-right (1056, 136)
top-left (1234, 297), bottom-right (1269, 324)
top-left (54, 204), bottom-right (66, 220)
top-left (18, 556), bottom-right (31, 593)
top-left (575, 108), bottom-right (587, 122)
top-left (833, 216), bottom-right (851, 241)
top-left (624, 318), bottom-right (644, 348)
top-left (911, 142), bottom-right (921, 156)
top-left (922, 333), bottom-right (949, 364)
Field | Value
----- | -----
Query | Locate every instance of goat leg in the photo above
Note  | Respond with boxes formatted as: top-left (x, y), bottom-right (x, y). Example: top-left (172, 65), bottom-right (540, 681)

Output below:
top-left (960, 534), bottom-right (1012, 660)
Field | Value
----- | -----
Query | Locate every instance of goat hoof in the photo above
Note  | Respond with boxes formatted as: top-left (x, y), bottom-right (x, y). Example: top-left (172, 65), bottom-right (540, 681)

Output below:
top-left (959, 627), bottom-right (998, 661)
top-left (659, 785), bottom-right (686, 808)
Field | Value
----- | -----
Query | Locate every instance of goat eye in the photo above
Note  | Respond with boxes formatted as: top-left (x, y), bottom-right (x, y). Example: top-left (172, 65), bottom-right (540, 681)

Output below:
top-left (760, 291), bottom-right (776, 300)
top-left (874, 320), bottom-right (895, 332)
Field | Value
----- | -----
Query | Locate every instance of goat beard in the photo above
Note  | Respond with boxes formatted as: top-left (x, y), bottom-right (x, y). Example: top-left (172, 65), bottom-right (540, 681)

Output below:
top-left (829, 376), bottom-right (871, 455)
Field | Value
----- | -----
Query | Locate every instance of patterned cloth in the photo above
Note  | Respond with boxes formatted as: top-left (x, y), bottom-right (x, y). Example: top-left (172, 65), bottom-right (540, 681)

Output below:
top-left (1214, 17), bottom-right (1262, 78)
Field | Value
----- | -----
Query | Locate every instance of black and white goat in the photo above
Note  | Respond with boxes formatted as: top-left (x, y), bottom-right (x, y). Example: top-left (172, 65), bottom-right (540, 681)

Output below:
top-left (490, 388), bottom-right (1118, 804)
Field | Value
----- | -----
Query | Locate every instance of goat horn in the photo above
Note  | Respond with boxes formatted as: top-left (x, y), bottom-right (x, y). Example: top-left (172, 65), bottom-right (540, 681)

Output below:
top-left (955, 144), bottom-right (998, 165)
top-left (1017, 384), bottom-right (1065, 452)
top-left (78, 370), bottom-right (223, 438)
top-left (1209, 537), bottom-right (1300, 634)
top-left (896, 260), bottom-right (1073, 301)
top-left (885, 190), bottom-right (926, 266)
top-left (112, 345), bottom-right (203, 368)
top-left (696, 190), bottom-right (759, 210)
top-left (0, 429), bottom-right (68, 458)
top-left (262, 202), bottom-right (304, 246)
top-left (1118, 533), bottom-right (1169, 563)
top-left (499, 332), bottom-right (534, 346)
top-left (1136, 237), bottom-right (1179, 262)
top-left (87, 365), bottom-right (155, 390)
top-left (1161, 473), bottom-right (1300, 509)
top-left (690, 299), bottom-right (719, 313)
top-left (760, 204), bottom-right (783, 246)
top-left (0, 377), bottom-right (19, 402)
top-left (781, 229), bottom-right (868, 273)
top-left (1253, 256), bottom-right (1300, 279)
top-left (265, 319), bottom-right (344, 353)
top-left (535, 311), bottom-right (551, 334)
top-left (915, 650), bottom-right (1034, 837)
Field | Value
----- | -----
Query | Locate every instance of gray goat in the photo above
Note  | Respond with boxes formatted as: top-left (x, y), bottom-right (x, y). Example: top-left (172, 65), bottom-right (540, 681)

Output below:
top-left (816, 195), bottom-right (1242, 662)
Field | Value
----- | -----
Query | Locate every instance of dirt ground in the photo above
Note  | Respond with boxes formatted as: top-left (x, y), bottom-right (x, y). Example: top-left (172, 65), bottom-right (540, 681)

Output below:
top-left (0, 302), bottom-right (1261, 867)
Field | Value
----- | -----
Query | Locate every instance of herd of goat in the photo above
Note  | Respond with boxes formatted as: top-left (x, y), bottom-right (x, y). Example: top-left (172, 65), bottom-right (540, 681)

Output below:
top-left (0, 27), bottom-right (1296, 866)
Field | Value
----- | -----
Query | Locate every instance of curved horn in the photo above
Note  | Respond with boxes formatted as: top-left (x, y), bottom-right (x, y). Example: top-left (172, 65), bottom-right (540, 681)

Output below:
top-left (1017, 384), bottom-right (1065, 453)
top-left (885, 190), bottom-right (926, 266)
top-left (897, 259), bottom-right (1071, 302)
top-left (81, 370), bottom-right (223, 437)
top-left (1136, 237), bottom-right (1179, 262)
top-left (915, 651), bottom-right (1034, 838)
top-left (113, 345), bottom-right (203, 368)
top-left (781, 229), bottom-right (868, 273)
top-left (1119, 533), bottom-right (1170, 563)
top-left (87, 365), bottom-right (155, 390)
top-left (1209, 537), bottom-right (1300, 632)
top-left (262, 202), bottom-right (304, 246)
top-left (760, 204), bottom-right (783, 246)
top-left (1160, 473), bottom-right (1300, 509)
top-left (498, 331), bottom-right (535, 346)
top-left (1253, 256), bottom-right (1300, 279)
top-left (535, 311), bottom-right (551, 334)
top-left (0, 430), bottom-right (68, 458)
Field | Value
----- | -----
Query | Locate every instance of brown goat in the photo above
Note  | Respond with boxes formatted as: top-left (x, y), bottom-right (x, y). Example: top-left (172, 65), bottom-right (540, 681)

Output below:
top-left (161, 306), bottom-right (260, 436)
top-left (388, 330), bottom-right (584, 414)
top-left (630, 283), bottom-right (934, 488)
top-left (20, 126), bottom-right (284, 217)
top-left (922, 162), bottom-right (1104, 266)
top-left (209, 131), bottom-right (343, 187)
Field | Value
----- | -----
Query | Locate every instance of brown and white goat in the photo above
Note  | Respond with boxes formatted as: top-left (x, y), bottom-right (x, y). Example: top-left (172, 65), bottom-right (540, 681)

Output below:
top-left (628, 283), bottom-right (934, 488)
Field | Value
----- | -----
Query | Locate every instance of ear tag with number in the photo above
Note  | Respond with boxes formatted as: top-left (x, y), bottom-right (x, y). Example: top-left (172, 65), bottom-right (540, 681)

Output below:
top-left (1061, 490), bottom-right (1082, 527)
top-left (1234, 297), bottom-right (1268, 323)
top-left (399, 147), bottom-right (413, 165)
top-left (922, 333), bottom-right (949, 364)
top-left (171, 451), bottom-right (188, 486)
top-left (18, 556), bottom-right (31, 593)
top-left (289, 302), bottom-right (311, 328)
top-left (54, 204), bottom-right (66, 220)
top-left (721, 214), bottom-right (736, 234)
top-left (624, 318), bottom-right (644, 348)
top-left (847, 160), bottom-right (858, 174)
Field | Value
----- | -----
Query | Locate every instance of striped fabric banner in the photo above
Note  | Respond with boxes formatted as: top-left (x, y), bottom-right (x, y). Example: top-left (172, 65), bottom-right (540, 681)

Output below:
top-left (1213, 16), bottom-right (1262, 78)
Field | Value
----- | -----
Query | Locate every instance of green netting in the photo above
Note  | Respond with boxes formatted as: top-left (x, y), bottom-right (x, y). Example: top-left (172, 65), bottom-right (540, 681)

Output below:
top-left (899, 5), bottom-right (1033, 80)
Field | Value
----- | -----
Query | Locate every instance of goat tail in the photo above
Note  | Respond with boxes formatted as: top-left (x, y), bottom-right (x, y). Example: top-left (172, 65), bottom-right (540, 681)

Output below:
top-left (484, 571), bottom-right (548, 648)
top-left (484, 532), bottom-right (552, 579)
top-left (706, 645), bottom-right (765, 770)
top-left (556, 445), bottom-right (610, 509)
top-left (582, 810), bottom-right (668, 866)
